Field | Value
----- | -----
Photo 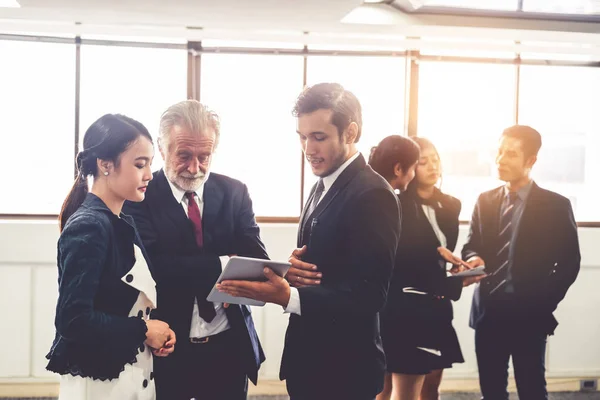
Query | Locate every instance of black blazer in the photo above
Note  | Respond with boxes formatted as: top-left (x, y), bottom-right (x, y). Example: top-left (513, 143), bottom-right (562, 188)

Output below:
top-left (383, 189), bottom-right (463, 349)
top-left (46, 194), bottom-right (150, 380)
top-left (462, 182), bottom-right (580, 334)
top-left (123, 170), bottom-right (268, 384)
top-left (280, 155), bottom-right (401, 399)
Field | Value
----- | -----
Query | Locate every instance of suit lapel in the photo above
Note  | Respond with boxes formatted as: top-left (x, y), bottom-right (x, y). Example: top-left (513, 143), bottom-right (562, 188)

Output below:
top-left (512, 182), bottom-right (540, 258)
top-left (488, 186), bottom-right (505, 239)
top-left (155, 170), bottom-right (197, 248)
top-left (312, 155), bottom-right (365, 219)
top-left (298, 155), bottom-right (366, 246)
top-left (414, 201), bottom-right (442, 247)
top-left (298, 184), bottom-right (317, 246)
top-left (201, 177), bottom-right (224, 249)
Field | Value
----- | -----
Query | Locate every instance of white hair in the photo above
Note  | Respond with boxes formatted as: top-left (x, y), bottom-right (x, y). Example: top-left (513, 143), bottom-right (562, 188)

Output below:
top-left (158, 100), bottom-right (220, 151)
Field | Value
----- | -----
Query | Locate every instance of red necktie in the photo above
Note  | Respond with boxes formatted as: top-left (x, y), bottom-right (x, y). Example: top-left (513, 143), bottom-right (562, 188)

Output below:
top-left (186, 192), bottom-right (204, 248)
top-left (185, 192), bottom-right (216, 322)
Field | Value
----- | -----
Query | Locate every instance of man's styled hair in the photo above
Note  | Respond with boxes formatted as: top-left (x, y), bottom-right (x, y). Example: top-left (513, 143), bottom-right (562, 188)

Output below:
top-left (292, 82), bottom-right (363, 142)
top-left (502, 125), bottom-right (542, 158)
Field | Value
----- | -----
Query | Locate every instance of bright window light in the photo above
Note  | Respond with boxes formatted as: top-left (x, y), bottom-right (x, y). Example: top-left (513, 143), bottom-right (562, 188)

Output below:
top-left (0, 0), bottom-right (20, 7)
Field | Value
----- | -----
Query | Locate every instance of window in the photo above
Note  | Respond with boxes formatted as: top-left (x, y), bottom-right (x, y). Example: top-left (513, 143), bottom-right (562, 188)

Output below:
top-left (418, 62), bottom-right (517, 219)
top-left (79, 44), bottom-right (187, 172)
top-left (416, 0), bottom-right (518, 11)
top-left (518, 65), bottom-right (600, 221)
top-left (0, 40), bottom-right (76, 214)
top-left (304, 56), bottom-right (406, 202)
top-left (200, 54), bottom-right (305, 217)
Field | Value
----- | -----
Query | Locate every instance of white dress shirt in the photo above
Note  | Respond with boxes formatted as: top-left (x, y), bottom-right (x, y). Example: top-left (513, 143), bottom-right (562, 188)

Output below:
top-left (421, 205), bottom-right (447, 249)
top-left (285, 151), bottom-right (361, 316)
top-left (166, 175), bottom-right (231, 338)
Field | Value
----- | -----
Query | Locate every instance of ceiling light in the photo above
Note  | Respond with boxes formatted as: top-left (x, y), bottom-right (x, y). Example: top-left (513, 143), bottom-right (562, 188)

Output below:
top-left (341, 3), bottom-right (403, 25)
top-left (0, 0), bottom-right (20, 8)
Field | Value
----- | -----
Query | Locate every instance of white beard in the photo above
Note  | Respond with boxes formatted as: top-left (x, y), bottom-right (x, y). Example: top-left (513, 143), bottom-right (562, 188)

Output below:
top-left (165, 167), bottom-right (210, 193)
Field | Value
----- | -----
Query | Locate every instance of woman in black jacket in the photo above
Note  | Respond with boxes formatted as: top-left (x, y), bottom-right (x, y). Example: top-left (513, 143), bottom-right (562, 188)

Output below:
top-left (46, 114), bottom-right (175, 400)
top-left (372, 137), bottom-right (482, 400)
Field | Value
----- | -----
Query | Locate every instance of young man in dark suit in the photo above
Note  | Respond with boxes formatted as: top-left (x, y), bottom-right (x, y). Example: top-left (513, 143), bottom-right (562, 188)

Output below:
top-left (462, 125), bottom-right (580, 400)
top-left (218, 83), bottom-right (401, 400)
top-left (124, 100), bottom-right (267, 400)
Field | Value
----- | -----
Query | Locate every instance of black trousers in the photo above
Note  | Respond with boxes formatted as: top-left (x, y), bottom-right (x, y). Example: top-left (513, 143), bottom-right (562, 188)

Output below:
top-left (155, 328), bottom-right (248, 400)
top-left (475, 322), bottom-right (548, 400)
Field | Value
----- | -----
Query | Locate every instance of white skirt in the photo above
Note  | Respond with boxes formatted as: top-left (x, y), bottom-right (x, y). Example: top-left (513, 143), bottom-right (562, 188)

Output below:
top-left (58, 350), bottom-right (155, 400)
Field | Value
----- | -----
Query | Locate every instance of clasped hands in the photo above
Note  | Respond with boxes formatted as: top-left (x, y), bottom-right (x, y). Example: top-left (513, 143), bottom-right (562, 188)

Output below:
top-left (144, 320), bottom-right (176, 357)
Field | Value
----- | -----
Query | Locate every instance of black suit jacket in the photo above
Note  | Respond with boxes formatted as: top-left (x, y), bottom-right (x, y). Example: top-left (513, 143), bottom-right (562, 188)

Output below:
top-left (280, 155), bottom-right (401, 399)
top-left (123, 170), bottom-right (268, 383)
top-left (462, 182), bottom-right (580, 334)
top-left (383, 189), bottom-right (463, 350)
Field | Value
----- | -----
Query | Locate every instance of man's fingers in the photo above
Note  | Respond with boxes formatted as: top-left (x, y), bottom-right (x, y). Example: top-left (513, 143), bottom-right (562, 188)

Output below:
top-left (291, 245), bottom-right (308, 259)
top-left (264, 267), bottom-right (281, 282)
top-left (287, 274), bottom-right (320, 286)
top-left (218, 281), bottom-right (262, 298)
top-left (289, 266), bottom-right (321, 279)
top-left (289, 257), bottom-right (318, 271)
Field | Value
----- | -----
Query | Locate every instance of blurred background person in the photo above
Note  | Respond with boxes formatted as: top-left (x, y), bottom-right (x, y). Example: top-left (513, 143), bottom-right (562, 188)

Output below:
top-left (373, 137), bottom-right (482, 400)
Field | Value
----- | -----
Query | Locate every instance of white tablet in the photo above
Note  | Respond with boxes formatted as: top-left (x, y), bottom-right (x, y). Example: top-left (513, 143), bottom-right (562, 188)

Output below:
top-left (452, 265), bottom-right (487, 278)
top-left (206, 256), bottom-right (291, 306)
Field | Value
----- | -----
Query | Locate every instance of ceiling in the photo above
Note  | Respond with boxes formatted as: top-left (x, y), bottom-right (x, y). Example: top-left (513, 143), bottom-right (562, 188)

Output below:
top-left (1, 0), bottom-right (600, 52)
top-left (1, 0), bottom-right (365, 31)
top-left (395, 0), bottom-right (600, 21)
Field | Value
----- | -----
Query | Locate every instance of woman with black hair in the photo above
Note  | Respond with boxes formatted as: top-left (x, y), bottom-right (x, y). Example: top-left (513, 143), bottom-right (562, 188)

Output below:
top-left (46, 114), bottom-right (175, 400)
top-left (372, 137), bottom-right (483, 400)
top-left (368, 135), bottom-right (420, 193)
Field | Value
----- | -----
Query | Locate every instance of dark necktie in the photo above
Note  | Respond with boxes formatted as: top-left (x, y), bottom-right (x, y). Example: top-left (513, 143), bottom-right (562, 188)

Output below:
top-left (306, 179), bottom-right (325, 217)
top-left (489, 191), bottom-right (518, 295)
top-left (185, 192), bottom-right (216, 322)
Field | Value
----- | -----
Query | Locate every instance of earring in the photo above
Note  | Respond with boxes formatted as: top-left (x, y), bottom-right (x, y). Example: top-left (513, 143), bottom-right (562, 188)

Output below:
top-left (103, 171), bottom-right (109, 176)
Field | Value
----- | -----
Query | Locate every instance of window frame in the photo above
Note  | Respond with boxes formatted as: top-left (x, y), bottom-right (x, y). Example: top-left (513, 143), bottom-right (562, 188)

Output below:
top-left (1, 33), bottom-right (599, 225)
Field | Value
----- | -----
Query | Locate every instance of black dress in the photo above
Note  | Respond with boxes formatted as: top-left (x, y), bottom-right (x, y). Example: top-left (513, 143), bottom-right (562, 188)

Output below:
top-left (381, 188), bottom-right (465, 375)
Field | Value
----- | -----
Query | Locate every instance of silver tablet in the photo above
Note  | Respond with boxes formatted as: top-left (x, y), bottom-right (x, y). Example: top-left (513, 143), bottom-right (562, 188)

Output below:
top-left (206, 256), bottom-right (291, 306)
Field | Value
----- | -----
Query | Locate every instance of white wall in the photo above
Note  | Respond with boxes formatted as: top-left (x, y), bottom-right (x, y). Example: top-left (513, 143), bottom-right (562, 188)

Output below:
top-left (0, 220), bottom-right (598, 381)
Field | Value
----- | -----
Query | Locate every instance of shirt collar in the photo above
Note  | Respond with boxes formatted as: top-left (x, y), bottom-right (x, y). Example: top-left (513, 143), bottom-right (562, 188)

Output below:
top-left (505, 179), bottom-right (534, 203)
top-left (166, 171), bottom-right (210, 204)
top-left (321, 151), bottom-right (360, 192)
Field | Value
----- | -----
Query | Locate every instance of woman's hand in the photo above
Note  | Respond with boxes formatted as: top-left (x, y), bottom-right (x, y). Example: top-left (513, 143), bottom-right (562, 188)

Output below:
top-left (437, 247), bottom-right (471, 273)
top-left (144, 319), bottom-right (171, 349)
top-left (152, 328), bottom-right (176, 357)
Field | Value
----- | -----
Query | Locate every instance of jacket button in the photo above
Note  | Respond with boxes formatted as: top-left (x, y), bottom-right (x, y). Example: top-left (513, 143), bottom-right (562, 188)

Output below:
top-left (146, 307), bottom-right (151, 315)
top-left (126, 274), bottom-right (134, 283)
top-left (150, 372), bottom-right (154, 380)
top-left (139, 344), bottom-right (145, 353)
top-left (137, 310), bottom-right (144, 318)
top-left (143, 379), bottom-right (148, 388)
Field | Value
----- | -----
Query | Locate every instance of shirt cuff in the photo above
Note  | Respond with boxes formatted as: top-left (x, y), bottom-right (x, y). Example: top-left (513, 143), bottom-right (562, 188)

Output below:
top-left (284, 287), bottom-right (301, 316)
top-left (219, 256), bottom-right (230, 271)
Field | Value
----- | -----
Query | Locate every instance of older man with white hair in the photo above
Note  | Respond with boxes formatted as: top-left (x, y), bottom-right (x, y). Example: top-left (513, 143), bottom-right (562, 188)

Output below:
top-left (124, 100), bottom-right (267, 400)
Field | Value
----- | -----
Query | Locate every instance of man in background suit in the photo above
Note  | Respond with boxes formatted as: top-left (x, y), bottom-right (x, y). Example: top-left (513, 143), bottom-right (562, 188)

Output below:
top-left (218, 83), bottom-right (401, 400)
top-left (124, 100), bottom-right (267, 400)
top-left (462, 125), bottom-right (580, 400)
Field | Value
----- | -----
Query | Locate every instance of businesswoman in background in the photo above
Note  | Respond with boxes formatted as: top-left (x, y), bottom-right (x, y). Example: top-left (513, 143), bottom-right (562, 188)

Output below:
top-left (46, 114), bottom-right (176, 400)
top-left (372, 137), bottom-right (482, 400)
